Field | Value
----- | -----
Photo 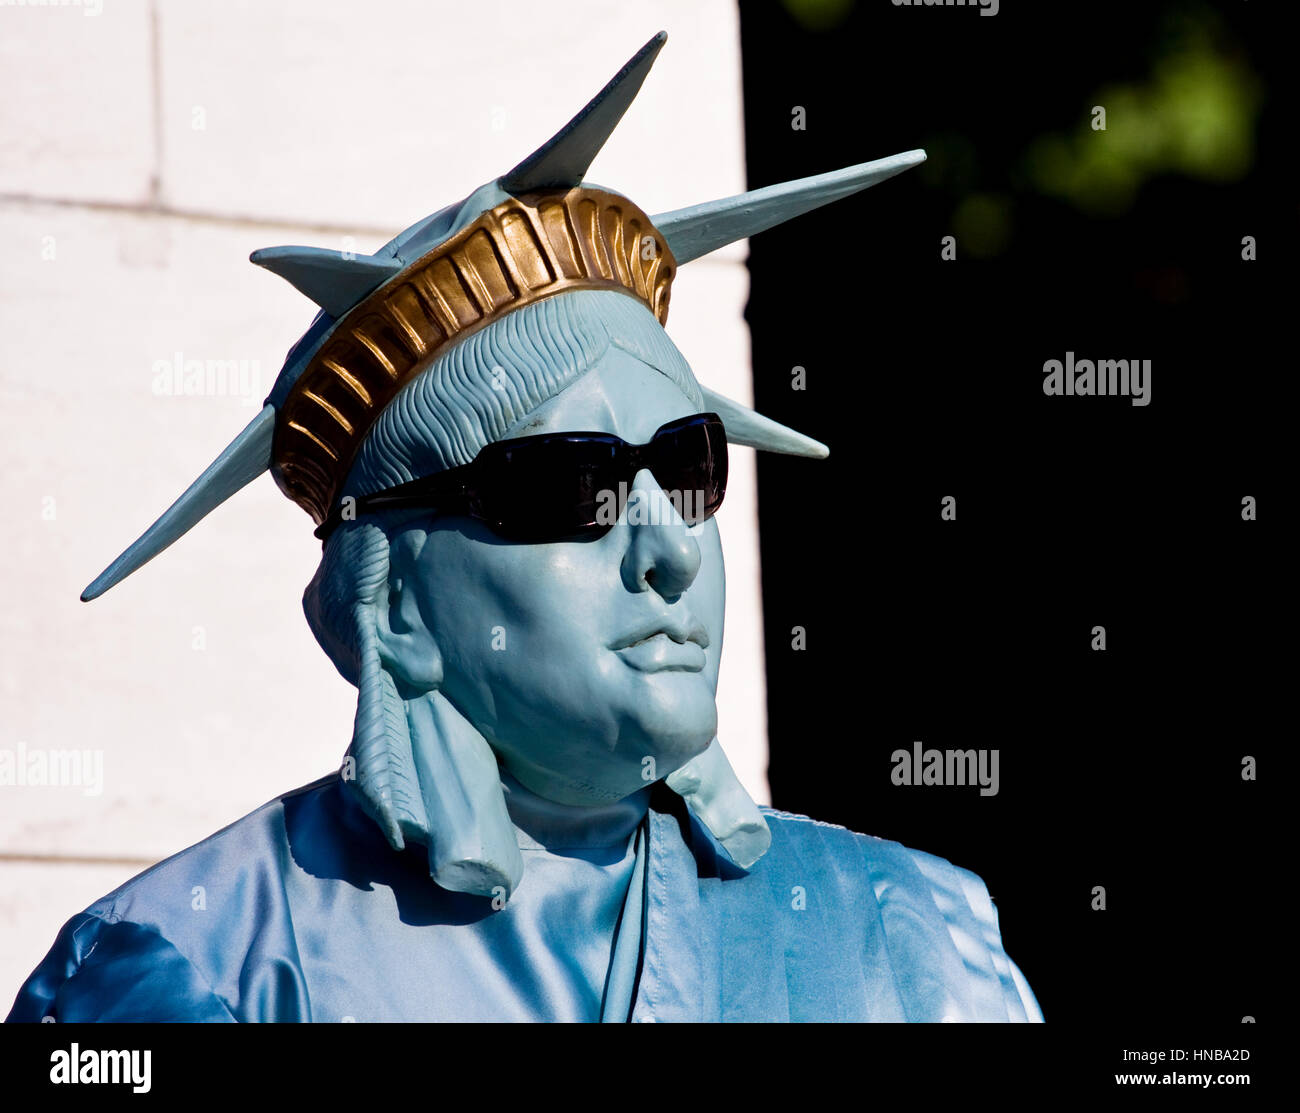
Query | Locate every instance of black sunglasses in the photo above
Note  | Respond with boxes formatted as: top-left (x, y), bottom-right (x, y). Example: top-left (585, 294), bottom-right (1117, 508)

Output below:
top-left (315, 412), bottom-right (728, 543)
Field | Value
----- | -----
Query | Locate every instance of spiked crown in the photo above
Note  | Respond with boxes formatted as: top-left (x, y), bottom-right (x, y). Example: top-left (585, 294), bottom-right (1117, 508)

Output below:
top-left (82, 31), bottom-right (925, 601)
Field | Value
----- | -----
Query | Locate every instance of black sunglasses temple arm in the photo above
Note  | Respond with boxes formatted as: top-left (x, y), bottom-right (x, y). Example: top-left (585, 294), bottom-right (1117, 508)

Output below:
top-left (313, 469), bottom-right (472, 541)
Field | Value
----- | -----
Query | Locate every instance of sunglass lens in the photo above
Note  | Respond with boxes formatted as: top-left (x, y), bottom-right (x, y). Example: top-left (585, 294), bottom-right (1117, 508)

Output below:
top-left (476, 437), bottom-right (622, 540)
top-left (646, 417), bottom-right (727, 524)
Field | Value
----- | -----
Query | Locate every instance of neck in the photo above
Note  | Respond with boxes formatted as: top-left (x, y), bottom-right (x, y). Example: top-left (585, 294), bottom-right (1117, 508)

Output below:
top-left (500, 769), bottom-right (650, 851)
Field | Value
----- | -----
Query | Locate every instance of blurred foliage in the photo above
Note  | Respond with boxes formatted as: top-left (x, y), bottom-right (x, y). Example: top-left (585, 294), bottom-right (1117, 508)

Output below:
top-left (778, 0), bottom-right (856, 33)
top-left (1024, 13), bottom-right (1262, 217)
top-left (953, 193), bottom-right (1012, 258)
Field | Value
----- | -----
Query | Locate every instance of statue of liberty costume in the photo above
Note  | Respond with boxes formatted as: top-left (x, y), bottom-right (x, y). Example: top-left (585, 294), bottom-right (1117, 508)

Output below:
top-left (8, 34), bottom-right (1042, 1024)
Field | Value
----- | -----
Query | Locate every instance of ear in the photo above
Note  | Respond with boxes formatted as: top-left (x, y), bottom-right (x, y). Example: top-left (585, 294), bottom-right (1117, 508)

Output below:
top-left (372, 528), bottom-right (444, 693)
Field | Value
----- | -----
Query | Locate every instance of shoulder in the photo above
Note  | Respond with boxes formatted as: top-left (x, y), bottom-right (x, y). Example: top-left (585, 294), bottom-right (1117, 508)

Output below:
top-left (757, 805), bottom-right (1005, 933)
top-left (6, 912), bottom-right (236, 1022)
top-left (89, 773), bottom-right (341, 919)
top-left (6, 774), bottom-right (345, 1023)
top-left (759, 804), bottom-right (987, 895)
top-left (756, 806), bottom-right (1043, 1022)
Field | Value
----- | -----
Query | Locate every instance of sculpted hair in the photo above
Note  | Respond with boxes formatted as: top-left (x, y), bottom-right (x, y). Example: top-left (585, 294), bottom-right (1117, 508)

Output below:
top-left (302, 289), bottom-right (702, 852)
top-left (344, 289), bottom-right (701, 498)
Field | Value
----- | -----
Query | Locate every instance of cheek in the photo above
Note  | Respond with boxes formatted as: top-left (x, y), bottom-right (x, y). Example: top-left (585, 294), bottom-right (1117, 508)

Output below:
top-left (486, 548), bottom-right (606, 660)
top-left (693, 523), bottom-right (726, 675)
top-left (418, 534), bottom-right (609, 699)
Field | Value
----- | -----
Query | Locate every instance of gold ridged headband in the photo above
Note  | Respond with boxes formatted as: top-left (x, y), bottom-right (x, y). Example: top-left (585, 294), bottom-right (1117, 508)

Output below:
top-left (273, 187), bottom-right (676, 525)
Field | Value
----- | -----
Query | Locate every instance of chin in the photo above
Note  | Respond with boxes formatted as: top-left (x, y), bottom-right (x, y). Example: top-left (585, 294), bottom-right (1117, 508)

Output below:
top-left (621, 696), bottom-right (717, 776)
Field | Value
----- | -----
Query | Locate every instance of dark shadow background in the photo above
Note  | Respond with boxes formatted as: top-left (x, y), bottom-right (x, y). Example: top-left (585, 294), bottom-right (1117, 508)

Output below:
top-left (741, 0), bottom-right (1286, 1025)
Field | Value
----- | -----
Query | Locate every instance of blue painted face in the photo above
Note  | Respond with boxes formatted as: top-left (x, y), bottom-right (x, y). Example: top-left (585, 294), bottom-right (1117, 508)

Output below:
top-left (379, 346), bottom-right (725, 807)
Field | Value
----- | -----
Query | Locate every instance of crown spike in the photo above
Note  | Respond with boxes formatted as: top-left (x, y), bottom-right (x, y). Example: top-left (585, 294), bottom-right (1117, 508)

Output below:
top-left (656, 149), bottom-right (927, 264)
top-left (702, 387), bottom-right (828, 459)
top-left (81, 405), bottom-right (276, 601)
top-left (250, 247), bottom-right (403, 318)
top-left (499, 31), bottom-right (667, 193)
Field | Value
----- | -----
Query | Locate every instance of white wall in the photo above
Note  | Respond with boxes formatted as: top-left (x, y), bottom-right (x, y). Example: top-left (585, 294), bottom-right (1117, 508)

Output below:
top-left (0, 0), bottom-right (766, 1006)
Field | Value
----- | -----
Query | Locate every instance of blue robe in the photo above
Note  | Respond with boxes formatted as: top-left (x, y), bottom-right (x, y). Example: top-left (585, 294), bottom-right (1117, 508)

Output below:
top-left (6, 773), bottom-right (1042, 1022)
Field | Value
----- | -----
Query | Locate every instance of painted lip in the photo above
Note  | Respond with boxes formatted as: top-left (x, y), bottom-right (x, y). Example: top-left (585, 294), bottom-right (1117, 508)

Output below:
top-left (610, 618), bottom-right (710, 652)
top-left (610, 618), bottom-right (710, 673)
top-left (613, 634), bottom-right (707, 673)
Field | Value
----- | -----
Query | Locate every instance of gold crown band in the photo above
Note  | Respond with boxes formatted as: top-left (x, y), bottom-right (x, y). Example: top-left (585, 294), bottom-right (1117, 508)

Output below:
top-left (272, 187), bottom-right (677, 524)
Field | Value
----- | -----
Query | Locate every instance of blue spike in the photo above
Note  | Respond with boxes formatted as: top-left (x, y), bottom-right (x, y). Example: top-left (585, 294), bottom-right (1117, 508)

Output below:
top-left (656, 149), bottom-right (927, 264)
top-left (81, 406), bottom-right (276, 601)
top-left (701, 387), bottom-right (828, 459)
top-left (499, 31), bottom-right (667, 193)
top-left (250, 246), bottom-right (403, 318)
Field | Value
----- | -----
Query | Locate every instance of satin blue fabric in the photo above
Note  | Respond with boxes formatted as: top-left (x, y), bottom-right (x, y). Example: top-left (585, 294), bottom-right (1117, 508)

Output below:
top-left (6, 775), bottom-right (1042, 1022)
